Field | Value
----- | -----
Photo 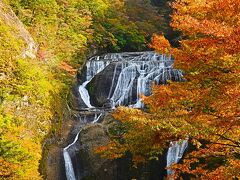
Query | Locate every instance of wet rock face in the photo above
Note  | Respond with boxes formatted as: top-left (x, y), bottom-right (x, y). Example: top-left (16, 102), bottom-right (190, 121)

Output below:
top-left (86, 63), bottom-right (114, 107)
top-left (70, 85), bottom-right (88, 109)
top-left (86, 62), bottom-right (123, 107)
top-left (78, 123), bottom-right (115, 180)
top-left (77, 114), bottom-right (167, 180)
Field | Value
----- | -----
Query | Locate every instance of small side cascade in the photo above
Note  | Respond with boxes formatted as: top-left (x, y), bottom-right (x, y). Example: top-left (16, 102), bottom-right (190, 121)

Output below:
top-left (166, 139), bottom-right (188, 175)
top-left (79, 60), bottom-right (110, 108)
top-left (63, 112), bottom-right (105, 180)
top-left (63, 132), bottom-right (80, 180)
top-left (134, 68), bottom-right (147, 108)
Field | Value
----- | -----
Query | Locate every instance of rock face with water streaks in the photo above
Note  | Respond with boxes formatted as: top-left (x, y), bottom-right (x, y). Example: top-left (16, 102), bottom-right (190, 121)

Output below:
top-left (78, 52), bottom-right (183, 108)
top-left (87, 63), bottom-right (119, 107)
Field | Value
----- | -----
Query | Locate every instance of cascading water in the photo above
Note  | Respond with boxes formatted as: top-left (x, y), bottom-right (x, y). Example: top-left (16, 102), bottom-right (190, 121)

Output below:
top-left (85, 52), bottom-right (182, 108)
top-left (166, 139), bottom-right (188, 175)
top-left (78, 60), bottom-right (110, 108)
top-left (78, 81), bottom-right (94, 108)
top-left (63, 51), bottom-right (187, 180)
top-left (63, 112), bottom-right (104, 180)
top-left (63, 132), bottom-right (80, 180)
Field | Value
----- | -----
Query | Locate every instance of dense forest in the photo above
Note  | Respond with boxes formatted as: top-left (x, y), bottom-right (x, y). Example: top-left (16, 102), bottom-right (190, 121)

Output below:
top-left (0, 0), bottom-right (239, 179)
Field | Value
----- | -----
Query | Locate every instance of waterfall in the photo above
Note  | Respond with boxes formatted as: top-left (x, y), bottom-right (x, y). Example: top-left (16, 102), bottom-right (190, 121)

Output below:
top-left (87, 52), bottom-right (181, 108)
top-left (107, 60), bottom-right (181, 108)
top-left (63, 132), bottom-right (80, 180)
top-left (166, 139), bottom-right (188, 175)
top-left (64, 51), bottom-right (186, 180)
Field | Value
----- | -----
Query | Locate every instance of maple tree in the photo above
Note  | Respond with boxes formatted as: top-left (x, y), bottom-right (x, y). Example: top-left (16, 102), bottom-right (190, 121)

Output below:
top-left (97, 0), bottom-right (240, 179)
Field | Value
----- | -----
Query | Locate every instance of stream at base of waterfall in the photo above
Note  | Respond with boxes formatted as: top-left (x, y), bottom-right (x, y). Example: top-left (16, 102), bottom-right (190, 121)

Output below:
top-left (63, 52), bottom-right (187, 180)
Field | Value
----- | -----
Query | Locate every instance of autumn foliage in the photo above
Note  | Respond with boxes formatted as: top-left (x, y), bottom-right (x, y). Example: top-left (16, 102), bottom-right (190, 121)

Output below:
top-left (97, 0), bottom-right (240, 179)
top-left (59, 62), bottom-right (77, 76)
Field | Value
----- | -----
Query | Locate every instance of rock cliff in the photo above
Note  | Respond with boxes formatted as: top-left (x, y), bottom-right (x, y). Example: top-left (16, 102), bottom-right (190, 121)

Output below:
top-left (0, 1), bottom-right (37, 58)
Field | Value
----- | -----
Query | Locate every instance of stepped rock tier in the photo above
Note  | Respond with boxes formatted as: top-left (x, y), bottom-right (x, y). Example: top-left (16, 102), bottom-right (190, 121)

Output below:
top-left (64, 52), bottom-right (187, 180)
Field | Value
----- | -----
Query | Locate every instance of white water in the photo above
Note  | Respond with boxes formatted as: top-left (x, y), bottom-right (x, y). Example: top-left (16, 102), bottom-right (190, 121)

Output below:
top-left (166, 139), bottom-right (188, 175)
top-left (92, 113), bottom-right (103, 124)
top-left (63, 132), bottom-right (80, 180)
top-left (110, 64), bottom-right (137, 107)
top-left (108, 60), bottom-right (182, 108)
top-left (79, 81), bottom-right (94, 108)
top-left (79, 60), bottom-right (110, 108)
top-left (63, 112), bottom-right (104, 180)
top-left (85, 60), bottom-right (110, 81)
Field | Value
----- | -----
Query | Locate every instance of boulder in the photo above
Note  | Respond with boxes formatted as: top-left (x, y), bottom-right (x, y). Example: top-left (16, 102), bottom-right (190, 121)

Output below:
top-left (86, 62), bottom-right (139, 107)
top-left (86, 63), bottom-right (119, 107)
top-left (69, 85), bottom-right (88, 110)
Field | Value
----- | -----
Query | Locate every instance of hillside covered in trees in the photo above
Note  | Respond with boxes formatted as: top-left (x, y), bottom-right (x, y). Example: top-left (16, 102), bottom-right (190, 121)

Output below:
top-left (0, 0), bottom-right (239, 179)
